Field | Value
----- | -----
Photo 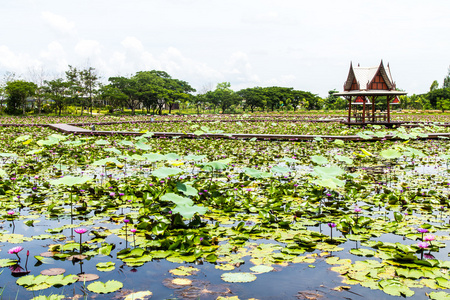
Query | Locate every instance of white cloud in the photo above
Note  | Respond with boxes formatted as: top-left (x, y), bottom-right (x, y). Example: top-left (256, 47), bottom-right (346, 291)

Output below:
top-left (121, 37), bottom-right (144, 52)
top-left (41, 11), bottom-right (76, 35)
top-left (243, 11), bottom-right (280, 24)
top-left (0, 45), bottom-right (40, 74)
top-left (75, 40), bottom-right (102, 57)
top-left (39, 41), bottom-right (68, 72)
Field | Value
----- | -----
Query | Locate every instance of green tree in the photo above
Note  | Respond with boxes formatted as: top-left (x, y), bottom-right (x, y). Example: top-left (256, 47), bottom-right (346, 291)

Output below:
top-left (5, 80), bottom-right (37, 114)
top-left (237, 87), bottom-right (267, 113)
top-left (208, 82), bottom-right (239, 114)
top-left (81, 67), bottom-right (99, 115)
top-left (98, 84), bottom-right (127, 112)
top-left (108, 76), bottom-right (141, 115)
top-left (430, 80), bottom-right (439, 91)
top-left (43, 78), bottom-right (69, 116)
top-left (443, 66), bottom-right (450, 89)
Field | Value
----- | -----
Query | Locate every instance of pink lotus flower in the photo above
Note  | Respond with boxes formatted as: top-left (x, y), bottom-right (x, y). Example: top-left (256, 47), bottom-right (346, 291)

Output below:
top-left (130, 228), bottom-right (137, 233)
top-left (74, 228), bottom-right (87, 234)
top-left (417, 242), bottom-right (429, 249)
top-left (417, 228), bottom-right (428, 233)
top-left (7, 210), bottom-right (15, 215)
top-left (354, 207), bottom-right (362, 213)
top-left (424, 235), bottom-right (436, 242)
top-left (8, 246), bottom-right (23, 254)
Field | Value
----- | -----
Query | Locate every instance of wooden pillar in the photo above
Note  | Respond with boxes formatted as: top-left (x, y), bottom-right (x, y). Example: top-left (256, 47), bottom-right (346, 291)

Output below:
top-left (347, 97), bottom-right (351, 123)
top-left (371, 96), bottom-right (375, 122)
top-left (387, 95), bottom-right (391, 123)
top-left (362, 96), bottom-right (366, 124)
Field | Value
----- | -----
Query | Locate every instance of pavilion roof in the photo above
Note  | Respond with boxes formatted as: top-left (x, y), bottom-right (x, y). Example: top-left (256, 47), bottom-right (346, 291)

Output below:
top-left (343, 60), bottom-right (396, 91)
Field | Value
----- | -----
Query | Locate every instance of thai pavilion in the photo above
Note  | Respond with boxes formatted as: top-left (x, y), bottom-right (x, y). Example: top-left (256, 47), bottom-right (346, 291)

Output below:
top-left (334, 61), bottom-right (407, 125)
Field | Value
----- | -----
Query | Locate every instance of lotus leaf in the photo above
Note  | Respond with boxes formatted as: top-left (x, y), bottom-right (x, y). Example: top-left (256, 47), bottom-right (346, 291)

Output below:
top-left (221, 272), bottom-right (257, 283)
top-left (176, 182), bottom-right (198, 196)
top-left (380, 149), bottom-right (401, 159)
top-left (87, 280), bottom-right (123, 294)
top-left (161, 193), bottom-right (193, 206)
top-left (96, 261), bottom-right (116, 272)
top-left (172, 204), bottom-right (208, 219)
top-left (124, 291), bottom-right (153, 300)
top-left (310, 155), bottom-right (329, 165)
top-left (152, 167), bottom-right (183, 178)
top-left (50, 176), bottom-right (91, 187)
top-left (142, 153), bottom-right (167, 162)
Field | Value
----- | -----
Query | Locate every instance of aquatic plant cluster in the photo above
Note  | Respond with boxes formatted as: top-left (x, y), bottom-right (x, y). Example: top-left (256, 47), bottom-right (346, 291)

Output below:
top-left (1, 116), bottom-right (450, 299)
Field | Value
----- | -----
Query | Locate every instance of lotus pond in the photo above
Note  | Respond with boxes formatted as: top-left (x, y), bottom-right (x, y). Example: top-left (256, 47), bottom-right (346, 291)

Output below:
top-left (1, 122), bottom-right (450, 299)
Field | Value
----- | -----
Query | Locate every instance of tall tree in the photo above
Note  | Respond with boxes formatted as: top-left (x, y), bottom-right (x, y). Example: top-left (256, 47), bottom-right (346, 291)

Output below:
top-left (430, 80), bottom-right (439, 91)
top-left (81, 67), bottom-right (99, 116)
top-left (27, 66), bottom-right (48, 114)
top-left (237, 87), bottom-right (267, 113)
top-left (98, 84), bottom-right (127, 112)
top-left (109, 76), bottom-right (141, 115)
top-left (43, 78), bottom-right (69, 116)
top-left (443, 66), bottom-right (450, 89)
top-left (5, 80), bottom-right (37, 114)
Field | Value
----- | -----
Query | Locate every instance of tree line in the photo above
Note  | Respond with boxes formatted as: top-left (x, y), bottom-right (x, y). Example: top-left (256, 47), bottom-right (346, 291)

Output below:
top-left (1, 65), bottom-right (450, 115)
top-left (0, 66), bottom-right (321, 115)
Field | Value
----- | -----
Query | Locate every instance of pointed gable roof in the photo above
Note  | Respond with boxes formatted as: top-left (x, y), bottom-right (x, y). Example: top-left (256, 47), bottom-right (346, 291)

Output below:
top-left (344, 60), bottom-right (395, 91)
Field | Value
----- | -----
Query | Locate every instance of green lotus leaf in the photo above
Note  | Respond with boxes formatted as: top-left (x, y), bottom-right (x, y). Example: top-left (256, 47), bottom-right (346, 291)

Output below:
top-left (221, 272), bottom-right (257, 283)
top-left (271, 165), bottom-right (291, 174)
top-left (379, 279), bottom-right (414, 297)
top-left (123, 291), bottom-right (153, 300)
top-left (45, 274), bottom-right (78, 286)
top-left (26, 148), bottom-right (44, 155)
top-left (87, 280), bottom-right (123, 294)
top-left (0, 169), bottom-right (7, 178)
top-left (184, 154), bottom-right (207, 161)
top-left (172, 204), bottom-right (208, 219)
top-left (244, 168), bottom-right (272, 178)
top-left (31, 295), bottom-right (65, 300)
top-left (96, 262), bottom-right (116, 272)
top-left (103, 147), bottom-right (122, 155)
top-left (152, 167), bottom-right (183, 178)
top-left (310, 155), bottom-right (329, 165)
top-left (15, 134), bottom-right (31, 142)
top-left (142, 153), bottom-right (167, 162)
top-left (98, 244), bottom-right (113, 256)
top-left (50, 176), bottom-right (91, 187)
top-left (349, 248), bottom-right (376, 257)
top-left (334, 155), bottom-right (353, 165)
top-left (92, 157), bottom-right (123, 166)
top-left (165, 153), bottom-right (181, 160)
top-left (0, 152), bottom-right (18, 157)
top-left (161, 193), bottom-right (193, 206)
top-left (313, 166), bottom-right (344, 178)
top-left (176, 182), bottom-right (198, 196)
top-left (135, 139), bottom-right (152, 150)
top-left (429, 291), bottom-right (450, 300)
top-left (37, 136), bottom-right (60, 146)
top-left (283, 157), bottom-right (300, 164)
top-left (94, 139), bottom-right (110, 145)
top-left (374, 132), bottom-right (387, 138)
top-left (312, 178), bottom-right (345, 189)
top-left (357, 132), bottom-right (373, 139)
top-left (380, 149), bottom-right (402, 159)
top-left (249, 265), bottom-right (274, 273)
top-left (202, 159), bottom-right (231, 170)
top-left (0, 258), bottom-right (17, 267)
top-left (119, 140), bottom-right (134, 147)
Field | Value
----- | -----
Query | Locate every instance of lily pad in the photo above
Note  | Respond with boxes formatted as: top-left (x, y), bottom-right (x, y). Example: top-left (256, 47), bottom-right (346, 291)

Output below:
top-left (87, 280), bottom-right (123, 294)
top-left (221, 272), bottom-right (257, 283)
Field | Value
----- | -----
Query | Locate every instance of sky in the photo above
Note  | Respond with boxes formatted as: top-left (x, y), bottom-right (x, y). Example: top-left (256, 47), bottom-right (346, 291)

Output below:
top-left (1, 0), bottom-right (449, 97)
